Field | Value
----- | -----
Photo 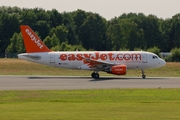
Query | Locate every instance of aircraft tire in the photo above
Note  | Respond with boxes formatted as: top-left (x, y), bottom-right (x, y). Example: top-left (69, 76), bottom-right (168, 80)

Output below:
top-left (91, 72), bottom-right (96, 78)
top-left (94, 73), bottom-right (99, 79)
top-left (142, 75), bottom-right (146, 79)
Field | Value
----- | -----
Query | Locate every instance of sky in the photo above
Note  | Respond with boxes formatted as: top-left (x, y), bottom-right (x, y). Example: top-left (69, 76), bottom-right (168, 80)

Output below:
top-left (1, 0), bottom-right (180, 20)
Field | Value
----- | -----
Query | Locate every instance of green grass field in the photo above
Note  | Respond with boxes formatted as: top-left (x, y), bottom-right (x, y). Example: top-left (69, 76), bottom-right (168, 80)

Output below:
top-left (0, 58), bottom-right (180, 77)
top-left (0, 59), bottom-right (180, 119)
top-left (0, 89), bottom-right (180, 120)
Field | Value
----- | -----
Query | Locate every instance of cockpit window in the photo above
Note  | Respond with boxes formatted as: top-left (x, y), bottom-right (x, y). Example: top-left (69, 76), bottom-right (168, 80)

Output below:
top-left (152, 56), bottom-right (158, 59)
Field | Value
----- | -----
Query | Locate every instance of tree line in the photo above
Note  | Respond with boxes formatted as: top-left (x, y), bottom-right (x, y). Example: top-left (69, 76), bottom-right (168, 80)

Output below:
top-left (0, 6), bottom-right (180, 61)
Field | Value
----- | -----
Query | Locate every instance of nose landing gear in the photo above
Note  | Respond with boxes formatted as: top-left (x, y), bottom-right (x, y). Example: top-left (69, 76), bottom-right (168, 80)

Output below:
top-left (141, 69), bottom-right (146, 79)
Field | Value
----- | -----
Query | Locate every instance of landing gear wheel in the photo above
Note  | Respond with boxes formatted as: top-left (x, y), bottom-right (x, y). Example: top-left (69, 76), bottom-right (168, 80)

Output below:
top-left (142, 75), bottom-right (146, 79)
top-left (141, 69), bottom-right (146, 79)
top-left (91, 72), bottom-right (99, 79)
top-left (94, 73), bottom-right (99, 79)
top-left (91, 72), bottom-right (96, 78)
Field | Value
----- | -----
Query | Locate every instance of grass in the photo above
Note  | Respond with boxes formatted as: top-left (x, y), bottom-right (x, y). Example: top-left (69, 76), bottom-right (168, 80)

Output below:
top-left (0, 58), bottom-right (180, 77)
top-left (1, 59), bottom-right (180, 119)
top-left (0, 89), bottom-right (180, 120)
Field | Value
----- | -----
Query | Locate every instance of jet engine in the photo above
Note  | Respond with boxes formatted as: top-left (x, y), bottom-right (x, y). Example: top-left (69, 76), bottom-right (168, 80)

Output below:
top-left (106, 65), bottom-right (127, 75)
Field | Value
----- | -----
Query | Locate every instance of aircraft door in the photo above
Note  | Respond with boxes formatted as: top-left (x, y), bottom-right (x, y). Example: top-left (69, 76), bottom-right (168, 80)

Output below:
top-left (50, 53), bottom-right (55, 63)
top-left (142, 53), bottom-right (147, 63)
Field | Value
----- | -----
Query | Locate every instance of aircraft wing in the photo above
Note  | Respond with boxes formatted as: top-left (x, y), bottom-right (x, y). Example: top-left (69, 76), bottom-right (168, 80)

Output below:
top-left (83, 58), bottom-right (115, 68)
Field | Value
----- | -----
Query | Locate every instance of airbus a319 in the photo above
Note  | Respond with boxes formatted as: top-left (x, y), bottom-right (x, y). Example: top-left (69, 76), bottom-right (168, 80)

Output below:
top-left (18, 25), bottom-right (166, 79)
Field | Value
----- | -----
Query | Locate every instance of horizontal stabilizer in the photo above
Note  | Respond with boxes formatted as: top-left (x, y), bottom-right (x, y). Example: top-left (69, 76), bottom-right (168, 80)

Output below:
top-left (18, 54), bottom-right (41, 60)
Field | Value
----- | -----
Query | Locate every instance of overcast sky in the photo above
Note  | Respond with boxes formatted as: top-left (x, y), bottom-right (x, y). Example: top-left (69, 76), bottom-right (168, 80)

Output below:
top-left (1, 0), bottom-right (180, 20)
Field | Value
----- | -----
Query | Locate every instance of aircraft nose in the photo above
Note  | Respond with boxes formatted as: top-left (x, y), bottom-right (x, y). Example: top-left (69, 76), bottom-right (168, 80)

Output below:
top-left (160, 59), bottom-right (166, 67)
top-left (163, 59), bottom-right (166, 66)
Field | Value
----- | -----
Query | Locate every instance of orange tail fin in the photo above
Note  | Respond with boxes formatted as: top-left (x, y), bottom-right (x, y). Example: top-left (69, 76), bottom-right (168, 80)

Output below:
top-left (20, 25), bottom-right (52, 53)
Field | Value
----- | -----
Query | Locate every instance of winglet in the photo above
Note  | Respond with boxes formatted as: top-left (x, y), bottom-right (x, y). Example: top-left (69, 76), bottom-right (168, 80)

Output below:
top-left (20, 25), bottom-right (52, 53)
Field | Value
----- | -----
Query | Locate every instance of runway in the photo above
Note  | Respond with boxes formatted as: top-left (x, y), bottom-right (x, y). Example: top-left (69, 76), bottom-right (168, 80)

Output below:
top-left (0, 76), bottom-right (179, 90)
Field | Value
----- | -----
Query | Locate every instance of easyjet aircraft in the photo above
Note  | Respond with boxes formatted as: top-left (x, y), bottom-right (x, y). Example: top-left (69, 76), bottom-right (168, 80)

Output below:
top-left (18, 25), bottom-right (166, 79)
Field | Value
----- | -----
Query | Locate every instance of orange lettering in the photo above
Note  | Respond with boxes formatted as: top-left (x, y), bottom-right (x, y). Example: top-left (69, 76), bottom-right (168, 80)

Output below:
top-left (108, 53), bottom-right (115, 60)
top-left (124, 54), bottom-right (131, 61)
top-left (100, 54), bottom-right (107, 61)
top-left (91, 52), bottom-right (99, 60)
top-left (59, 53), bottom-right (141, 61)
top-left (84, 54), bottom-right (92, 58)
top-left (60, 54), bottom-right (67, 61)
top-left (132, 54), bottom-right (141, 61)
top-left (117, 54), bottom-right (123, 60)
top-left (68, 54), bottom-right (76, 61)
top-left (77, 54), bottom-right (83, 60)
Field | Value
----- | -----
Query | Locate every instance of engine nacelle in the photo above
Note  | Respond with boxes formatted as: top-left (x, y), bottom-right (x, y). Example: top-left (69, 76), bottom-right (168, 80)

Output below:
top-left (107, 65), bottom-right (127, 75)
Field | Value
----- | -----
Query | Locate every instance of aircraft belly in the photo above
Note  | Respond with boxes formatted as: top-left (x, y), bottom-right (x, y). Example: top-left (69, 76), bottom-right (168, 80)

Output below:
top-left (126, 63), bottom-right (142, 69)
top-left (56, 61), bottom-right (82, 69)
top-left (72, 61), bottom-right (83, 69)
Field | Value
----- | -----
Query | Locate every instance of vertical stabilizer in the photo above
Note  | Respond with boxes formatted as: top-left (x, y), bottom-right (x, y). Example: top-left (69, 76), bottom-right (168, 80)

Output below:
top-left (20, 25), bottom-right (51, 53)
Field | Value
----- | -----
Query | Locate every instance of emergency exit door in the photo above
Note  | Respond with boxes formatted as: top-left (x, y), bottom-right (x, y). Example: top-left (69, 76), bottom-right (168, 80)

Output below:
top-left (50, 53), bottom-right (55, 63)
top-left (142, 53), bottom-right (147, 63)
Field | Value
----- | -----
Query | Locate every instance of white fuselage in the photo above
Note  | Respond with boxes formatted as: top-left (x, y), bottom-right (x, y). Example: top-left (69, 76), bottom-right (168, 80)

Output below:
top-left (18, 51), bottom-right (166, 70)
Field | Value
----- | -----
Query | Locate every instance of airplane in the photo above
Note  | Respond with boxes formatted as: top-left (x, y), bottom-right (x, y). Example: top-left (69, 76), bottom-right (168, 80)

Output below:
top-left (18, 25), bottom-right (166, 79)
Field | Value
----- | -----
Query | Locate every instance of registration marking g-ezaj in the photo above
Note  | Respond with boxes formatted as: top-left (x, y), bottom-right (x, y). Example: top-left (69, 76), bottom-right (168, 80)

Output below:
top-left (18, 25), bottom-right (166, 79)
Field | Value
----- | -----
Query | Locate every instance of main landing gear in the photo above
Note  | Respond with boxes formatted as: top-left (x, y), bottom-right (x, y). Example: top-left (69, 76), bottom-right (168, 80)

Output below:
top-left (91, 72), bottom-right (99, 79)
top-left (91, 70), bottom-right (146, 79)
top-left (141, 69), bottom-right (146, 79)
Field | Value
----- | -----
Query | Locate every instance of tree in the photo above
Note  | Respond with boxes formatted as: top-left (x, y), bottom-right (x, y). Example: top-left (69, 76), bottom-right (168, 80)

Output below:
top-left (43, 34), bottom-right (60, 49)
top-left (44, 36), bottom-right (53, 48)
top-left (73, 9), bottom-right (87, 45)
top-left (117, 13), bottom-right (145, 50)
top-left (7, 32), bottom-right (25, 53)
top-left (49, 9), bottom-right (62, 27)
top-left (20, 9), bottom-right (37, 28)
top-left (50, 25), bottom-right (68, 43)
top-left (171, 14), bottom-right (180, 48)
top-left (140, 15), bottom-right (161, 49)
top-left (62, 12), bottom-right (78, 45)
top-left (171, 47), bottom-right (180, 62)
top-left (6, 33), bottom-right (18, 53)
top-left (59, 42), bottom-right (71, 51)
top-left (119, 19), bottom-right (144, 50)
top-left (0, 13), bottom-right (19, 54)
top-left (51, 34), bottom-right (60, 47)
top-left (159, 19), bottom-right (173, 51)
top-left (106, 18), bottom-right (122, 50)
top-left (80, 13), bottom-right (107, 50)
top-left (35, 20), bottom-right (50, 40)
top-left (147, 46), bottom-right (161, 57)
